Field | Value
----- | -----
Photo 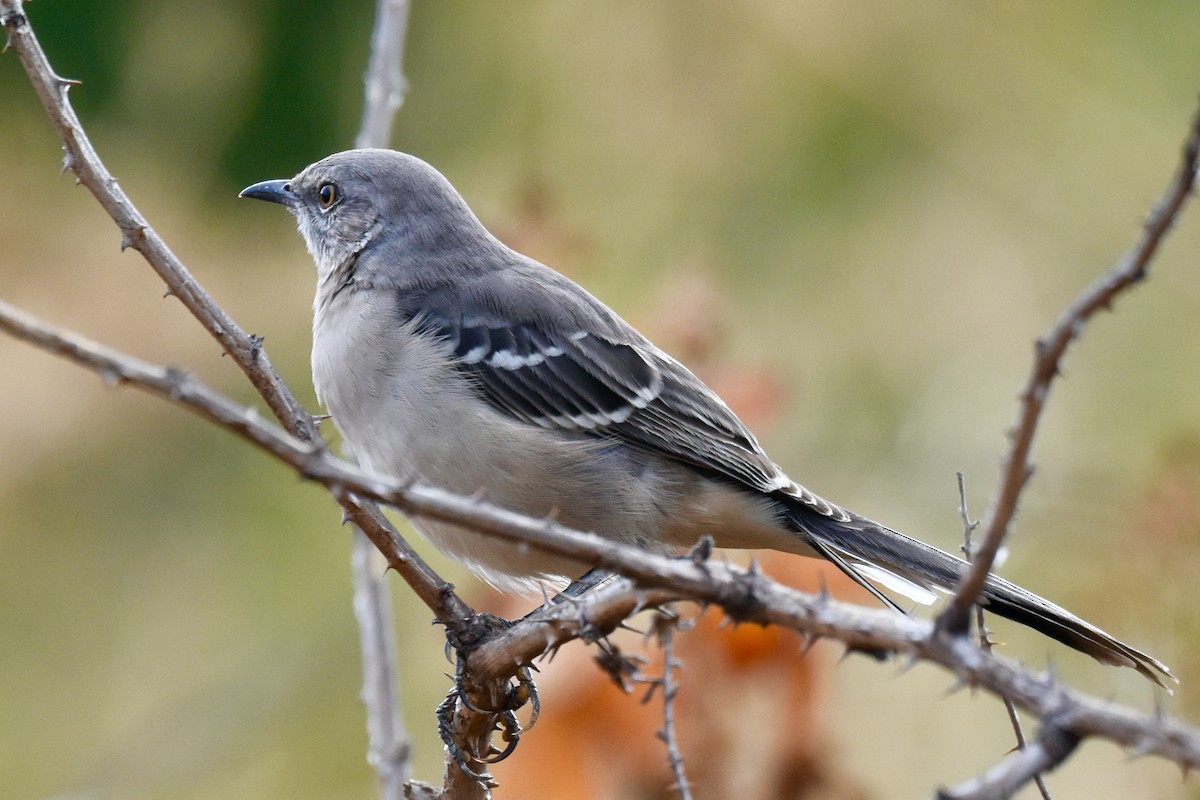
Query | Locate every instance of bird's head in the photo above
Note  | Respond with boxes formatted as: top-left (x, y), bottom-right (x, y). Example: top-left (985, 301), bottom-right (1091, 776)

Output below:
top-left (240, 149), bottom-right (487, 287)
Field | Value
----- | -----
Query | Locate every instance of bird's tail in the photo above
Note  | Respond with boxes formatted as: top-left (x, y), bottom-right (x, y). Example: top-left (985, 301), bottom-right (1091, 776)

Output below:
top-left (785, 504), bottom-right (1174, 687)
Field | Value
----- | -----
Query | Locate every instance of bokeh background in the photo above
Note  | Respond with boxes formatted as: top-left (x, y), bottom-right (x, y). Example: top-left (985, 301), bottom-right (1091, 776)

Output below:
top-left (4, 1), bottom-right (1200, 797)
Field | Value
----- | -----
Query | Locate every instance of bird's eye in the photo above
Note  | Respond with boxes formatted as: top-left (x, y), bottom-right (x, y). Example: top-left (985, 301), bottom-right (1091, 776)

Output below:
top-left (318, 182), bottom-right (338, 209)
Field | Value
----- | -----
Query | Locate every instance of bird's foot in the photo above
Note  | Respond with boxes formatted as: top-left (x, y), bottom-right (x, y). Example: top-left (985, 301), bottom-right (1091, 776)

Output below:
top-left (439, 613), bottom-right (540, 785)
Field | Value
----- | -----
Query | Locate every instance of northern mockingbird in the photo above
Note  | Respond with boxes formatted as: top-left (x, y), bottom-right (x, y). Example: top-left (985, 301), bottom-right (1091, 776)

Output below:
top-left (242, 149), bottom-right (1169, 685)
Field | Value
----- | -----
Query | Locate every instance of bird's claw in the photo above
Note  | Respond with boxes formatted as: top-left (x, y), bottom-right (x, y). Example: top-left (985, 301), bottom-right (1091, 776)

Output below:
top-left (438, 617), bottom-right (541, 784)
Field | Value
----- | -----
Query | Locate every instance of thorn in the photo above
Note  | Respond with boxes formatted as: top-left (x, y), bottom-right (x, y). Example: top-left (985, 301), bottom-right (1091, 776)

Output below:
top-left (1041, 660), bottom-right (1058, 687)
top-left (119, 224), bottom-right (145, 252)
top-left (54, 76), bottom-right (79, 101)
top-left (162, 286), bottom-right (175, 299)
top-left (97, 366), bottom-right (122, 388)
top-left (654, 606), bottom-right (679, 625)
top-left (60, 150), bottom-right (75, 176)
top-left (943, 674), bottom-right (969, 696)
top-left (161, 366), bottom-right (187, 397)
top-left (554, 588), bottom-right (582, 612)
top-left (1129, 735), bottom-right (1158, 759)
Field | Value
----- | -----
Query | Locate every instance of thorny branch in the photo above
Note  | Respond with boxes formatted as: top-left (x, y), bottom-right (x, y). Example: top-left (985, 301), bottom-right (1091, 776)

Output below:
top-left (941, 107), bottom-right (1200, 634)
top-left (939, 723), bottom-right (1081, 800)
top-left (958, 474), bottom-right (1051, 800)
top-left (0, 0), bottom-right (474, 631)
top-left (649, 613), bottom-right (694, 800)
top-left (4, 297), bottom-right (1200, 788)
top-left (349, 482), bottom-right (412, 799)
top-left (931, 106), bottom-right (1200, 794)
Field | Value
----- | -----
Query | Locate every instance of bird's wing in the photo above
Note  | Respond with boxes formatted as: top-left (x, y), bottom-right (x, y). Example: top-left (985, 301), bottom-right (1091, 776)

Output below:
top-left (404, 275), bottom-right (847, 521)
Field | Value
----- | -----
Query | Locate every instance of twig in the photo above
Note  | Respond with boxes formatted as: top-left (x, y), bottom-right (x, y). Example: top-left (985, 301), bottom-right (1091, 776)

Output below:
top-left (349, 1), bottom-right (415, 795)
top-left (352, 527), bottom-right (412, 796)
top-left (0, 0), bottom-right (303, 433)
top-left (0, 0), bottom-right (474, 633)
top-left (3, 297), bottom-right (1200, 784)
top-left (651, 614), bottom-right (693, 800)
top-left (939, 722), bottom-right (1080, 800)
top-left (941, 106), bottom-right (1200, 633)
top-left (356, 0), bottom-right (410, 151)
top-left (958, 474), bottom-right (1051, 800)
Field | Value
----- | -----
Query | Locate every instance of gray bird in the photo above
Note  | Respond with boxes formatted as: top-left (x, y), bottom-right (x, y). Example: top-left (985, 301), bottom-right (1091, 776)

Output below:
top-left (242, 148), bottom-right (1170, 686)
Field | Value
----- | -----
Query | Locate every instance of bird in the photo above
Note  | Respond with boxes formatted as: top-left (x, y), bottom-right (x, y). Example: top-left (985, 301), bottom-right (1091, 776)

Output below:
top-left (241, 148), bottom-right (1171, 686)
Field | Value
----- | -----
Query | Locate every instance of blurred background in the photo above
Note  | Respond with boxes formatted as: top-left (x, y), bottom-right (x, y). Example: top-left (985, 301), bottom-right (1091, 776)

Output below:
top-left (3, 1), bottom-right (1200, 797)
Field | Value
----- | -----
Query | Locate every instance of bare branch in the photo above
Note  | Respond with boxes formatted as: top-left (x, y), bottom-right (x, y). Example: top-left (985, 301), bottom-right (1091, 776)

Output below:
top-left (349, 1), bottom-right (416, 795)
top-left (0, 0), bottom-right (474, 634)
top-left (5, 288), bottom-right (1200, 789)
top-left (0, 0), bottom-right (303, 433)
top-left (352, 530), bottom-right (412, 795)
top-left (651, 613), bottom-right (693, 800)
top-left (939, 722), bottom-right (1080, 800)
top-left (959, 474), bottom-right (1051, 800)
top-left (356, 0), bottom-right (410, 151)
top-left (941, 107), bottom-right (1200, 632)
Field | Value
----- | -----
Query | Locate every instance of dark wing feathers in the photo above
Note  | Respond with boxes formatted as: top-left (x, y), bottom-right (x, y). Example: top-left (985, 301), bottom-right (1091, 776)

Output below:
top-left (431, 313), bottom-right (656, 429)
top-left (410, 299), bottom-right (796, 497)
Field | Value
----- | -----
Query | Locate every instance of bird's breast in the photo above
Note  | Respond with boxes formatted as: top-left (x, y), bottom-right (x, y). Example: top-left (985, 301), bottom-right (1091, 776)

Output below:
top-left (312, 290), bottom-right (457, 478)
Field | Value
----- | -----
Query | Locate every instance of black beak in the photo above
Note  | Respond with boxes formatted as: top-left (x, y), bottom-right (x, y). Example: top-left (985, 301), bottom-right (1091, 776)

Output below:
top-left (239, 179), bottom-right (298, 206)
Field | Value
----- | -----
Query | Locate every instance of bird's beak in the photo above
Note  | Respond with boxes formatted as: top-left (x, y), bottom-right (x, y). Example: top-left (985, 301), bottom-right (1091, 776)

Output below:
top-left (239, 179), bottom-right (299, 206)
